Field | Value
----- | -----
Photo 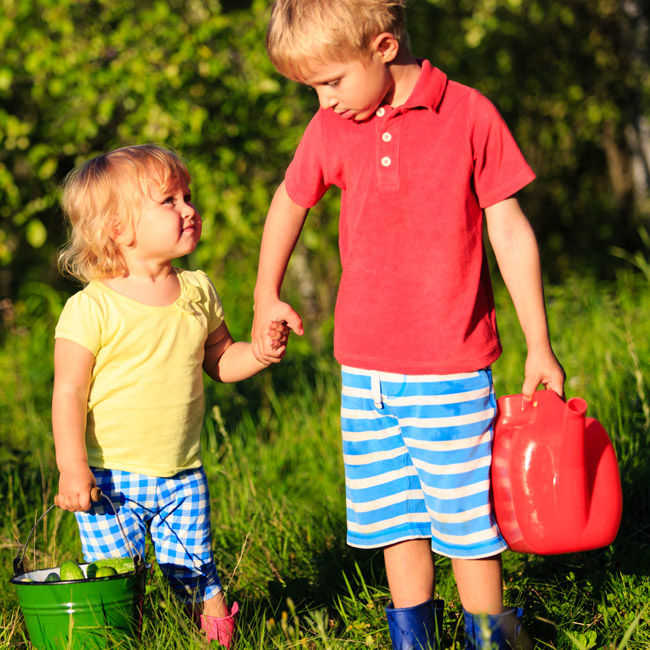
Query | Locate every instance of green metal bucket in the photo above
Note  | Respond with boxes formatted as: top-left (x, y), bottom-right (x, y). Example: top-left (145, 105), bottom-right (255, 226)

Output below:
top-left (11, 563), bottom-right (147, 649)
top-left (11, 493), bottom-right (148, 650)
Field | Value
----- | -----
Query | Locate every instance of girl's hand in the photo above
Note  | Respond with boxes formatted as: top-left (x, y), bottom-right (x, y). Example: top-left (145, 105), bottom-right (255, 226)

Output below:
top-left (267, 319), bottom-right (290, 358)
top-left (56, 465), bottom-right (97, 512)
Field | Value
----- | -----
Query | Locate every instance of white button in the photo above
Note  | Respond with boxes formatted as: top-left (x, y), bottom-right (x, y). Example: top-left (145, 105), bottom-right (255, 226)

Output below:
top-left (381, 156), bottom-right (391, 167)
top-left (376, 107), bottom-right (386, 117)
top-left (382, 132), bottom-right (392, 142)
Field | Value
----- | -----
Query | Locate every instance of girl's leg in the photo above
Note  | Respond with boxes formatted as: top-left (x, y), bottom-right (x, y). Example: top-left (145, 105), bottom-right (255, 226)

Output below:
top-left (199, 590), bottom-right (228, 618)
top-left (384, 539), bottom-right (435, 607)
top-left (199, 598), bottom-right (239, 648)
top-left (149, 468), bottom-right (237, 645)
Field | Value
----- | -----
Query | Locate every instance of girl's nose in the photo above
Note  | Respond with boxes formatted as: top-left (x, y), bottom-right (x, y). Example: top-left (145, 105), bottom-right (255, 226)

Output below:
top-left (181, 201), bottom-right (196, 218)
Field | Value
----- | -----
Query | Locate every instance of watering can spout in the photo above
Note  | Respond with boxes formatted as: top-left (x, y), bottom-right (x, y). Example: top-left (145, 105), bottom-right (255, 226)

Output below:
top-left (559, 398), bottom-right (590, 529)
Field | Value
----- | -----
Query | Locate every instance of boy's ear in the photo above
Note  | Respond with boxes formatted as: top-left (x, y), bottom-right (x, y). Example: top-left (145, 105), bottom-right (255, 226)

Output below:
top-left (371, 32), bottom-right (400, 63)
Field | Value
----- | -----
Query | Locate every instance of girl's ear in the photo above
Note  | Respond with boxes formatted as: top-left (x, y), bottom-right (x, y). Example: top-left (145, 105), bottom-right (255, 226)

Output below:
top-left (109, 217), bottom-right (133, 247)
top-left (371, 32), bottom-right (400, 63)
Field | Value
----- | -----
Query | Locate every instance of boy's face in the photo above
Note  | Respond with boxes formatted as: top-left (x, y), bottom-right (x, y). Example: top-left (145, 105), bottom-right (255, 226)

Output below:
top-left (302, 52), bottom-right (395, 122)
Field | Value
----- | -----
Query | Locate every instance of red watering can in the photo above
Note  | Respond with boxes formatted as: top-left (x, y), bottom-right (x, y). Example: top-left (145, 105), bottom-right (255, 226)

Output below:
top-left (491, 390), bottom-right (623, 554)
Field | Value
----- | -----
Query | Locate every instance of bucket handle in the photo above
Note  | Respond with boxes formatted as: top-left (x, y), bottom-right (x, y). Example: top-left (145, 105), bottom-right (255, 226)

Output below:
top-left (13, 487), bottom-right (144, 577)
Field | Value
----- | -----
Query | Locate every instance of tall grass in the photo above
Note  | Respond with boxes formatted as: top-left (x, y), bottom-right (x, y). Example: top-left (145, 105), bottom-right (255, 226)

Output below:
top-left (1, 270), bottom-right (648, 648)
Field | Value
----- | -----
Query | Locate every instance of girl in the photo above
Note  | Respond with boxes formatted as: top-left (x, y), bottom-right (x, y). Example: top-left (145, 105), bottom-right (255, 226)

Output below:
top-left (53, 144), bottom-right (289, 647)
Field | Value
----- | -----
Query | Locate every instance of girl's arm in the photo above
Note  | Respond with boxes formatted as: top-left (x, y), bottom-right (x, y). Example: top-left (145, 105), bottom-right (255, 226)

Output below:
top-left (52, 338), bottom-right (97, 511)
top-left (485, 196), bottom-right (565, 400)
top-left (203, 320), bottom-right (289, 383)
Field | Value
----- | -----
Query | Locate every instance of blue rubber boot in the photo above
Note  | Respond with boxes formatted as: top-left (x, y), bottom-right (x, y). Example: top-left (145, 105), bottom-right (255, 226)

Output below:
top-left (385, 599), bottom-right (444, 650)
top-left (463, 607), bottom-right (524, 649)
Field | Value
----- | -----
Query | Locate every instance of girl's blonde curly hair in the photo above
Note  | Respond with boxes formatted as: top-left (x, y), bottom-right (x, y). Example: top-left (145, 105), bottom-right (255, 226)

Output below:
top-left (58, 144), bottom-right (190, 283)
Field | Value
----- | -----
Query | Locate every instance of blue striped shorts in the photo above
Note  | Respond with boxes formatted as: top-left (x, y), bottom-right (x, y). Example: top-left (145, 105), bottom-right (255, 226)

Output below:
top-left (75, 466), bottom-right (222, 604)
top-left (341, 366), bottom-right (507, 559)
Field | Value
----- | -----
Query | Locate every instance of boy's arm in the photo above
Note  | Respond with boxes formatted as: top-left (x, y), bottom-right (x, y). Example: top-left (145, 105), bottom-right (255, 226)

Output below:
top-left (52, 338), bottom-right (97, 512)
top-left (485, 197), bottom-right (565, 400)
top-left (203, 320), bottom-right (289, 382)
top-left (252, 181), bottom-right (308, 364)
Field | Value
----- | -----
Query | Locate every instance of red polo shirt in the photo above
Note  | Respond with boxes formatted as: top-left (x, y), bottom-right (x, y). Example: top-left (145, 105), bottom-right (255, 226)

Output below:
top-left (284, 61), bottom-right (536, 374)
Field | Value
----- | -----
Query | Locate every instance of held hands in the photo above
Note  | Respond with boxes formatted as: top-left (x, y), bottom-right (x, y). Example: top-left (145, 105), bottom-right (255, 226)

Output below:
top-left (264, 319), bottom-right (292, 364)
top-left (56, 465), bottom-right (97, 512)
top-left (252, 298), bottom-right (304, 365)
top-left (522, 346), bottom-right (566, 401)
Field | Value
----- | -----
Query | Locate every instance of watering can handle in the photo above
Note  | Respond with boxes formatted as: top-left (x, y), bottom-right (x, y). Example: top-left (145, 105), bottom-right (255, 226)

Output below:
top-left (53, 487), bottom-right (103, 508)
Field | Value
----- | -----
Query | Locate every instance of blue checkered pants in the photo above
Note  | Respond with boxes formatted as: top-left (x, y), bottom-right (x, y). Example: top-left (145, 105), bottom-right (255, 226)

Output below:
top-left (75, 466), bottom-right (222, 604)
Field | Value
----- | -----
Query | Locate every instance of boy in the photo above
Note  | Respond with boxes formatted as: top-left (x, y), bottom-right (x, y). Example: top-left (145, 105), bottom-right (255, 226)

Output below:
top-left (252, 1), bottom-right (565, 648)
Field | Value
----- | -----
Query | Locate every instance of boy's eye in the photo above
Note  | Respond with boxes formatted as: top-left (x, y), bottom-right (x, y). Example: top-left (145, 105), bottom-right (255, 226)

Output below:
top-left (163, 196), bottom-right (174, 204)
top-left (327, 80), bottom-right (340, 88)
top-left (184, 195), bottom-right (192, 204)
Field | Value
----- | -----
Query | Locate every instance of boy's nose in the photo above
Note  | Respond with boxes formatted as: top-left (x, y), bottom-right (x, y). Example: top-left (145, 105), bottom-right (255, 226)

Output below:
top-left (317, 90), bottom-right (337, 110)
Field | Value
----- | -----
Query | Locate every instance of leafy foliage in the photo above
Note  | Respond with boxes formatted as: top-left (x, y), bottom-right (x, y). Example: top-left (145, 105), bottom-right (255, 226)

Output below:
top-left (0, 0), bottom-right (332, 323)
top-left (0, 0), bottom-right (649, 329)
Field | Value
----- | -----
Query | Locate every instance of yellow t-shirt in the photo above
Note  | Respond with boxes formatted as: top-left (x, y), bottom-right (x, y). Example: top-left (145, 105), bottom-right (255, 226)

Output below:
top-left (54, 269), bottom-right (224, 477)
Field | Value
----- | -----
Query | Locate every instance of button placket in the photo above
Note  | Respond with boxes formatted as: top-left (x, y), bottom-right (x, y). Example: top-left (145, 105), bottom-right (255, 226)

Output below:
top-left (376, 112), bottom-right (399, 191)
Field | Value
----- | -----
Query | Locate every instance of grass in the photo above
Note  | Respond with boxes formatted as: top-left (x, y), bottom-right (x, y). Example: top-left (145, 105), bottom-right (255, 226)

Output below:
top-left (0, 269), bottom-right (649, 648)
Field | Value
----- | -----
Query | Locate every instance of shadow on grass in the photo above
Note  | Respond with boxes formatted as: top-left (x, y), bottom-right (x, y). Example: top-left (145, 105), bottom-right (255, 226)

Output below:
top-left (500, 461), bottom-right (650, 649)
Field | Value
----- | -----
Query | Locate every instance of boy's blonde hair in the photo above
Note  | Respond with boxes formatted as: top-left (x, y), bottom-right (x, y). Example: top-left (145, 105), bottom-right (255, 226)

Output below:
top-left (58, 144), bottom-right (190, 283)
top-left (266, 0), bottom-right (409, 81)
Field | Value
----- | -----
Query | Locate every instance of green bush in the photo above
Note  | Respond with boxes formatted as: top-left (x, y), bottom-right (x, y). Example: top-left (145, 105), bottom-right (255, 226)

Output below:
top-left (1, 0), bottom-right (649, 315)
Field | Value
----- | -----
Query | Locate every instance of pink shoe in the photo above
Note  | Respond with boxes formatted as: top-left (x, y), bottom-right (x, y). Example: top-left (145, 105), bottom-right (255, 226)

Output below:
top-left (200, 601), bottom-right (239, 648)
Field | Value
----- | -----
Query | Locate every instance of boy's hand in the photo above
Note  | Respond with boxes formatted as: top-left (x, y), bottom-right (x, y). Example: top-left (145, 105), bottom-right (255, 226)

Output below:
top-left (522, 347), bottom-right (566, 401)
top-left (252, 298), bottom-right (303, 364)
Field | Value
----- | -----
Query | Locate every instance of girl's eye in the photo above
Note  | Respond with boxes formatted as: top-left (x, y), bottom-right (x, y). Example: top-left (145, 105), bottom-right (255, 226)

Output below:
top-left (163, 197), bottom-right (174, 204)
top-left (184, 195), bottom-right (192, 204)
top-left (328, 80), bottom-right (340, 88)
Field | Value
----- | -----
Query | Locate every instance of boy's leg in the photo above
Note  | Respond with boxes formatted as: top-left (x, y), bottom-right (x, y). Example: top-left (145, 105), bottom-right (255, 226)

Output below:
top-left (384, 539), bottom-right (435, 607)
top-left (454, 555), bottom-right (530, 648)
top-left (451, 555), bottom-right (503, 615)
top-left (341, 366), bottom-right (442, 649)
top-left (384, 540), bottom-right (443, 650)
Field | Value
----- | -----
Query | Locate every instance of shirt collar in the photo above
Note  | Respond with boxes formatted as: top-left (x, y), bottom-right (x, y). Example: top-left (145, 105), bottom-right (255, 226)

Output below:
top-left (398, 59), bottom-right (448, 113)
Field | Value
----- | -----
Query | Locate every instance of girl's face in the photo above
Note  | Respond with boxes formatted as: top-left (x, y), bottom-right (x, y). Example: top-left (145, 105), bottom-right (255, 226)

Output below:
top-left (128, 177), bottom-right (201, 263)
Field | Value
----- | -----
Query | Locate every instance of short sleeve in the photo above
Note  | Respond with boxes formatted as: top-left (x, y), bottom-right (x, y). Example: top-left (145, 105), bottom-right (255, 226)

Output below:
top-left (468, 91), bottom-right (536, 209)
top-left (194, 270), bottom-right (225, 334)
top-left (54, 290), bottom-right (101, 355)
top-left (284, 110), bottom-right (331, 208)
